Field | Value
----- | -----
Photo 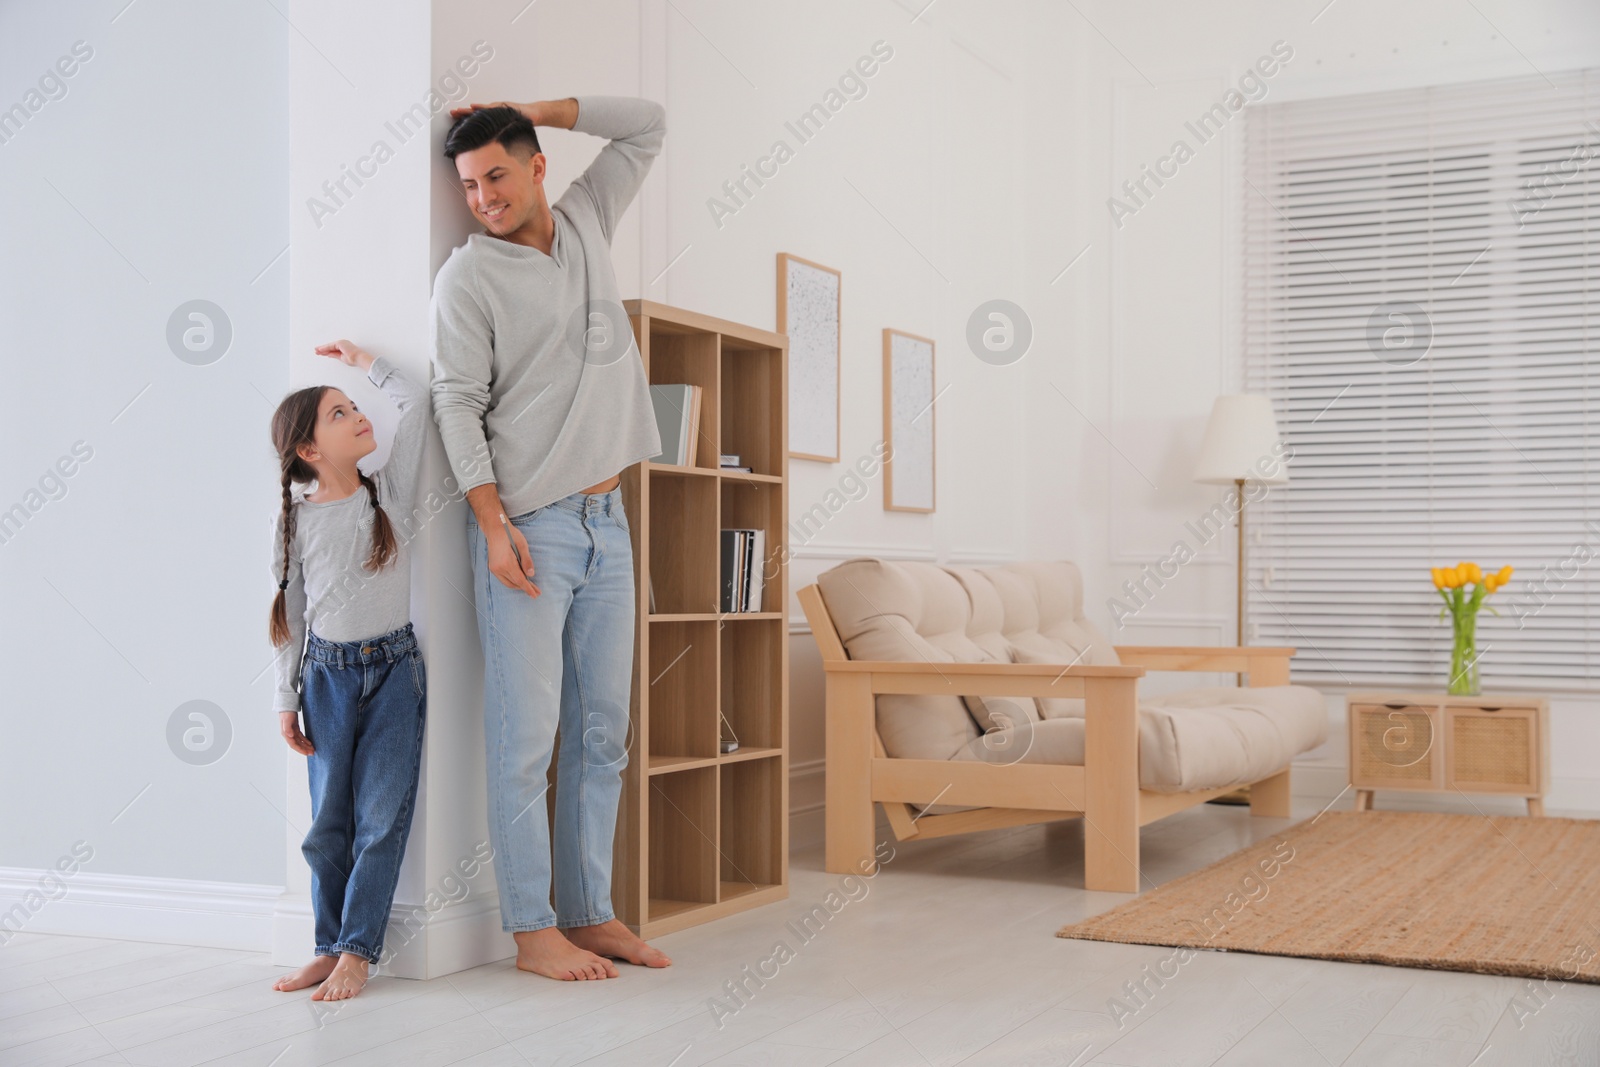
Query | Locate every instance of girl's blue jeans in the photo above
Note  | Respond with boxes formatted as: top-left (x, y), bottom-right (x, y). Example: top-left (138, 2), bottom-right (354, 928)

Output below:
top-left (466, 485), bottom-right (634, 933)
top-left (300, 621), bottom-right (426, 963)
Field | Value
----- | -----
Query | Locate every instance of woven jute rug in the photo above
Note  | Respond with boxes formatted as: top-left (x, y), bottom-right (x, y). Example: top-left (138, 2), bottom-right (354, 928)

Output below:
top-left (1058, 810), bottom-right (1600, 983)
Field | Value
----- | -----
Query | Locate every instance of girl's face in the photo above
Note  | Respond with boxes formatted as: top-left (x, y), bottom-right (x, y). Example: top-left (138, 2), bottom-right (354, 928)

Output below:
top-left (298, 388), bottom-right (375, 468)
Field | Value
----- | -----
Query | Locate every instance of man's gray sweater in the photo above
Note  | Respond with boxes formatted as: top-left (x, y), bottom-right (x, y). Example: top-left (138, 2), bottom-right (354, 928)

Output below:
top-left (429, 96), bottom-right (665, 520)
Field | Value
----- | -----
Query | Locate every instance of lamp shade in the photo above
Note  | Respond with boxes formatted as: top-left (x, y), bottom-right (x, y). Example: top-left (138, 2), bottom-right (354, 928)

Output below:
top-left (1193, 394), bottom-right (1290, 486)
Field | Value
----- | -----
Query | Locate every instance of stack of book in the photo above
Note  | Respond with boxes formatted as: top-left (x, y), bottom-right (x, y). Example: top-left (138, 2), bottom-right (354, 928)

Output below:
top-left (720, 453), bottom-right (752, 473)
top-left (720, 528), bottom-right (766, 612)
top-left (649, 384), bottom-right (703, 466)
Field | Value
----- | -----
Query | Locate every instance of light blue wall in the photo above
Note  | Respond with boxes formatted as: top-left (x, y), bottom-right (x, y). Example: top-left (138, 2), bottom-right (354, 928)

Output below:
top-left (0, 1), bottom-right (289, 886)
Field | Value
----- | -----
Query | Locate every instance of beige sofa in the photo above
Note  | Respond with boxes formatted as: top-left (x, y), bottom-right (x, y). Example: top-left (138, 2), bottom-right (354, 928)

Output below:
top-left (797, 558), bottom-right (1328, 892)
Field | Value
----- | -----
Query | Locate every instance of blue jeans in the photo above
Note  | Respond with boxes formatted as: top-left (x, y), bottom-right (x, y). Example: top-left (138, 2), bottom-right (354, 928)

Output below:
top-left (300, 622), bottom-right (426, 963)
top-left (467, 485), bottom-right (634, 932)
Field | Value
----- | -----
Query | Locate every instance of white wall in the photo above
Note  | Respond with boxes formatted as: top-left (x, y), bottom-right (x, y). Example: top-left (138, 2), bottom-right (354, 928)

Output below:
top-left (645, 0), bottom-right (1035, 835)
top-left (1023, 0), bottom-right (1600, 813)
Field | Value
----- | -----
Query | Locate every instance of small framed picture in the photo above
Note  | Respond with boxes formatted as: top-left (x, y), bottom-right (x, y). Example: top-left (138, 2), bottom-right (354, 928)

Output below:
top-left (883, 328), bottom-right (935, 513)
top-left (777, 253), bottom-right (841, 462)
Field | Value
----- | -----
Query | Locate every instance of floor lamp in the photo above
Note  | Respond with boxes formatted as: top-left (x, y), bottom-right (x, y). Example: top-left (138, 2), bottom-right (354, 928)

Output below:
top-left (1194, 395), bottom-right (1290, 802)
top-left (1194, 394), bottom-right (1290, 648)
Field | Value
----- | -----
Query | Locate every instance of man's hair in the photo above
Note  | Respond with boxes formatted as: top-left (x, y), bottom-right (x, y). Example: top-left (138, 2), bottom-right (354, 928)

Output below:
top-left (443, 106), bottom-right (541, 161)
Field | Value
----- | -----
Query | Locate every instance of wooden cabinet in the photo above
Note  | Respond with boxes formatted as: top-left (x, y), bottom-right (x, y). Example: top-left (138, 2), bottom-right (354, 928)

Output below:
top-left (1347, 693), bottom-right (1548, 816)
top-left (612, 301), bottom-right (790, 937)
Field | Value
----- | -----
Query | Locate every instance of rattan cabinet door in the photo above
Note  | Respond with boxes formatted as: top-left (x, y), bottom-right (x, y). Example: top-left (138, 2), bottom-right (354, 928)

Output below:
top-left (1445, 704), bottom-right (1541, 795)
top-left (1349, 701), bottom-right (1443, 791)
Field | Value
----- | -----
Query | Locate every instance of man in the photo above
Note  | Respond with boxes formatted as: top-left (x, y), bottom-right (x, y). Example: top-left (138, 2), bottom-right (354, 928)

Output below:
top-left (430, 96), bottom-right (669, 980)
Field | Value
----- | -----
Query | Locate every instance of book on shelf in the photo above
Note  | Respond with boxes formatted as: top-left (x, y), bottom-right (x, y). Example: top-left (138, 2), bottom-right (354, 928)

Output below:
top-left (719, 527), bottom-right (766, 612)
top-left (720, 453), bottom-right (741, 466)
top-left (649, 384), bottom-right (702, 466)
top-left (748, 529), bottom-right (765, 611)
top-left (719, 530), bottom-right (739, 613)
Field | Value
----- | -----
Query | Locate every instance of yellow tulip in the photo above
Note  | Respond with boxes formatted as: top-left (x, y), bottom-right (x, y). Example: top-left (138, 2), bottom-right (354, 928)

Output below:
top-left (1465, 562), bottom-right (1482, 584)
top-left (1484, 575), bottom-right (1499, 593)
top-left (1431, 567), bottom-right (1445, 589)
top-left (1444, 566), bottom-right (1461, 588)
top-left (1498, 565), bottom-right (1514, 585)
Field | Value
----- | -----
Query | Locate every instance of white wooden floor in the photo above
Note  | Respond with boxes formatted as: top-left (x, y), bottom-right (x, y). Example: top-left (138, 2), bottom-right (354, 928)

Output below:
top-left (4, 801), bottom-right (1598, 1066)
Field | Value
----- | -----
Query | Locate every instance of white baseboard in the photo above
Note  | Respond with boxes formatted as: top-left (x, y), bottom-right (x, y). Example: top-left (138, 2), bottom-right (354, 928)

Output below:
top-left (0, 868), bottom-right (279, 950)
top-left (0, 867), bottom-right (518, 976)
top-left (272, 891), bottom-right (514, 977)
top-left (789, 757), bottom-right (826, 851)
top-left (790, 803), bottom-right (825, 851)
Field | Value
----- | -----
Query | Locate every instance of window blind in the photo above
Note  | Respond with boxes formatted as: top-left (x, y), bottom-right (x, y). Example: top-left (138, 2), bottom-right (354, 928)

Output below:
top-left (1242, 68), bottom-right (1600, 690)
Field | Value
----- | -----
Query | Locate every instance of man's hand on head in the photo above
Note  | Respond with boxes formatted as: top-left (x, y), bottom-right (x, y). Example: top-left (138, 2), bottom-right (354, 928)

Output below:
top-left (447, 98), bottom-right (577, 130)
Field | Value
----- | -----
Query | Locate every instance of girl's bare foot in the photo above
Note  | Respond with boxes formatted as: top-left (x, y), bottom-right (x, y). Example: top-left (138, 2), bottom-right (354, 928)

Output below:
top-left (311, 952), bottom-right (370, 1000)
top-left (273, 955), bottom-right (337, 992)
top-left (565, 918), bottom-right (671, 968)
top-left (513, 927), bottom-right (618, 980)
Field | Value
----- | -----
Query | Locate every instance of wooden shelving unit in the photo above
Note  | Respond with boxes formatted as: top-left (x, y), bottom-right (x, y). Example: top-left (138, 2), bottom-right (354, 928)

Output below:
top-left (613, 300), bottom-right (790, 937)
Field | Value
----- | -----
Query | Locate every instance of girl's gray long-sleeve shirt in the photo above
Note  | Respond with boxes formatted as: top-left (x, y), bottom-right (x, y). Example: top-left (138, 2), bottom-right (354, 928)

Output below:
top-left (428, 95), bottom-right (665, 521)
top-left (270, 356), bottom-right (427, 713)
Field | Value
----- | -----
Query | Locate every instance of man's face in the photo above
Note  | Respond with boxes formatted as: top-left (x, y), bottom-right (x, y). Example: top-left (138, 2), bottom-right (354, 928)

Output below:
top-left (455, 141), bottom-right (544, 235)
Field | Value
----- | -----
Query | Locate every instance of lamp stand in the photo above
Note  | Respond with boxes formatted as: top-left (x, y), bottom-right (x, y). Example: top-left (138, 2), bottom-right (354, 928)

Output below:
top-left (1235, 479), bottom-right (1248, 646)
top-left (1211, 477), bottom-right (1253, 806)
top-left (1236, 477), bottom-right (1246, 650)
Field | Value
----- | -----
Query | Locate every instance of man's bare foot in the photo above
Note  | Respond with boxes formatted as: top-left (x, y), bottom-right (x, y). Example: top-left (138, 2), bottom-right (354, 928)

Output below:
top-left (565, 918), bottom-right (671, 968)
top-left (513, 927), bottom-right (619, 981)
top-left (273, 955), bottom-right (337, 992)
top-left (311, 952), bottom-right (369, 1001)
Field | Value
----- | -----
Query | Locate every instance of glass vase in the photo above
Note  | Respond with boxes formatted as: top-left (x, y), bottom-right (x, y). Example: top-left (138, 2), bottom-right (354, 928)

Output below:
top-left (1448, 612), bottom-right (1480, 696)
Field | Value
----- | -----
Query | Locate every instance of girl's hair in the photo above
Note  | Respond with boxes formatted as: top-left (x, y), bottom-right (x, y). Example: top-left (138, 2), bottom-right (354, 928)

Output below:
top-left (268, 385), bottom-right (398, 647)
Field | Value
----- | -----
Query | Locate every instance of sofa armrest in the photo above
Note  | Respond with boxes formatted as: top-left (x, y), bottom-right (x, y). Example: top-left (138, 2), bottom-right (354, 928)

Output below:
top-left (1114, 645), bottom-right (1294, 685)
top-left (822, 659), bottom-right (1144, 699)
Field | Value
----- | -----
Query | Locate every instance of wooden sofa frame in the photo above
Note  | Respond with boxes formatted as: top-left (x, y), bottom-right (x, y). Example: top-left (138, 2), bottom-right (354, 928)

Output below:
top-left (797, 583), bottom-right (1296, 893)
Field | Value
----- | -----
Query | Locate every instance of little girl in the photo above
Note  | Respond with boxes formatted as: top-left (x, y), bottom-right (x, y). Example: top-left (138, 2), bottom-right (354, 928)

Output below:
top-left (267, 339), bottom-right (428, 1002)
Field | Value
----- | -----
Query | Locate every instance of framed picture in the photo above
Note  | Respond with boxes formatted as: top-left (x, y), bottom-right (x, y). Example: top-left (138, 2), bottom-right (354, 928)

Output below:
top-left (777, 253), bottom-right (840, 462)
top-left (883, 328), bottom-right (935, 513)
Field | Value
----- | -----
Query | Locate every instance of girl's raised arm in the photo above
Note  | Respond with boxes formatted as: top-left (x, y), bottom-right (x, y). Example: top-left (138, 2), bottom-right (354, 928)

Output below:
top-left (366, 356), bottom-right (429, 512)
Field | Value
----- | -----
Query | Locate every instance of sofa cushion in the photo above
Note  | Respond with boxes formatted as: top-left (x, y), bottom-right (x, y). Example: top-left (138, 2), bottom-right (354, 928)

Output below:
top-left (1011, 647), bottom-right (1091, 718)
top-left (1136, 685), bottom-right (1328, 791)
top-left (952, 684), bottom-right (1328, 793)
top-left (814, 558), bottom-right (982, 762)
top-left (814, 558), bottom-right (1123, 760)
top-left (987, 562), bottom-right (1121, 668)
top-left (946, 567), bottom-right (1046, 733)
top-left (985, 561), bottom-right (1120, 719)
top-left (964, 689), bottom-right (1040, 735)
